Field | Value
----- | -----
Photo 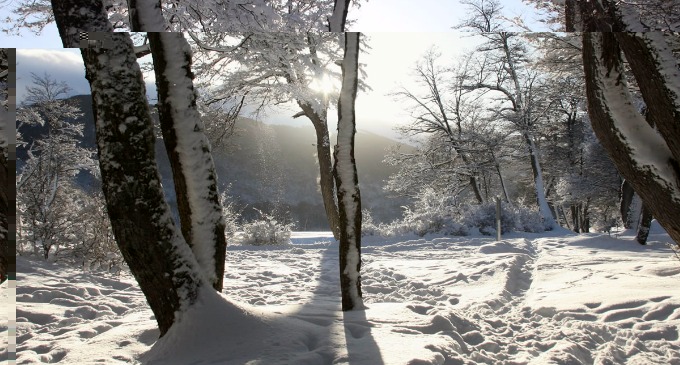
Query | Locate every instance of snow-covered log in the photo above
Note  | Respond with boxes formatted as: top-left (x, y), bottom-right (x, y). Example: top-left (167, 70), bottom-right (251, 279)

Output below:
top-left (148, 32), bottom-right (228, 291)
top-left (333, 32), bottom-right (364, 311)
top-left (80, 32), bottom-right (205, 336)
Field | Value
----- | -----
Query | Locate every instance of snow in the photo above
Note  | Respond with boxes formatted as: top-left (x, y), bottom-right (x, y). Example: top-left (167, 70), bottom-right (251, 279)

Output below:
top-left (16, 227), bottom-right (680, 364)
top-left (1, 278), bottom-right (16, 361)
top-left (641, 32), bottom-right (680, 118)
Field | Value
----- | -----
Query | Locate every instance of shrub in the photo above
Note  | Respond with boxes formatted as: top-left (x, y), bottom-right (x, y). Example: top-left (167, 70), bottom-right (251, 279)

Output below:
top-left (241, 208), bottom-right (293, 246)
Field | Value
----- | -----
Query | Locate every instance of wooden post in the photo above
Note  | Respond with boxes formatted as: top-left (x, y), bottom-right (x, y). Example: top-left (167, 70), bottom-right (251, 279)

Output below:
top-left (496, 196), bottom-right (501, 241)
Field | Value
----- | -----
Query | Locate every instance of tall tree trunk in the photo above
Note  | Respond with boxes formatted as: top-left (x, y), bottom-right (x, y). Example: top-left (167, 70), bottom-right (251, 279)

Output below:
top-left (76, 30), bottom-right (205, 336)
top-left (0, 142), bottom-right (7, 283)
top-left (334, 32), bottom-right (364, 311)
top-left (329, 0), bottom-right (350, 32)
top-left (571, 204), bottom-right (580, 233)
top-left (128, 4), bottom-right (228, 291)
top-left (0, 48), bottom-right (12, 283)
top-left (148, 32), bottom-right (228, 292)
top-left (582, 31), bottom-right (680, 246)
top-left (636, 205), bottom-right (653, 245)
top-left (50, 0), bottom-right (112, 47)
top-left (494, 159), bottom-right (510, 203)
top-left (298, 102), bottom-right (341, 240)
top-left (525, 134), bottom-right (556, 229)
top-left (620, 180), bottom-right (635, 228)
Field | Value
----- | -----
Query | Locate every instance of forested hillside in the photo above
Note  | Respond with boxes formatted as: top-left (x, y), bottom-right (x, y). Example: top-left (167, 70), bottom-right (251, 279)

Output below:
top-left (17, 94), bottom-right (411, 230)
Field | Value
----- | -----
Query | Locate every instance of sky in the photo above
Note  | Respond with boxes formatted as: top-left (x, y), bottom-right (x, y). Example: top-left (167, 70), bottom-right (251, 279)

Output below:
top-left (15, 33), bottom-right (485, 139)
top-left (6, 0), bottom-right (553, 139)
top-left (0, 0), bottom-right (552, 47)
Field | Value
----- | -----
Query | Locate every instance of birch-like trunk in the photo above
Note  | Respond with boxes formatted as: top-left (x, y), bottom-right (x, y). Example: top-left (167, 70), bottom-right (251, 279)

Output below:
top-left (334, 32), bottom-right (364, 311)
top-left (148, 32), bottom-right (228, 291)
top-left (75, 29), bottom-right (204, 335)
top-left (128, 3), bottom-right (228, 291)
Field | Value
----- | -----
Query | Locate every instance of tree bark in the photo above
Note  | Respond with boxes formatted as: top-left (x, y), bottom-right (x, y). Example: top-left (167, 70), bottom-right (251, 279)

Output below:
top-left (0, 49), bottom-right (12, 283)
top-left (148, 32), bottom-right (228, 292)
top-left (0, 146), bottom-right (8, 282)
top-left (619, 179), bottom-right (641, 229)
top-left (582, 32), bottom-right (680, 246)
top-left (298, 102), bottom-right (341, 240)
top-left (334, 32), bottom-right (364, 311)
top-left (80, 32), bottom-right (204, 336)
top-left (329, 0), bottom-right (350, 32)
top-left (614, 32), bottom-right (680, 162)
top-left (50, 0), bottom-right (112, 47)
top-left (636, 205), bottom-right (653, 245)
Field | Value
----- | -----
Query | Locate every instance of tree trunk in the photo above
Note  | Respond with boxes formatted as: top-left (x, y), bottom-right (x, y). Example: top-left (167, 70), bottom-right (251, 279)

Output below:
top-left (329, 0), bottom-right (350, 32)
top-left (619, 180), bottom-right (635, 228)
top-left (0, 152), bottom-right (9, 282)
top-left (50, 0), bottom-right (112, 47)
top-left (0, 48), bottom-right (12, 282)
top-left (495, 161), bottom-right (510, 203)
top-left (571, 204), bottom-right (579, 233)
top-left (79, 32), bottom-right (204, 336)
top-left (334, 32), bottom-right (364, 311)
top-left (524, 134), bottom-right (556, 229)
top-left (298, 102), bottom-right (341, 240)
top-left (636, 205), bottom-right (653, 245)
top-left (148, 32), bottom-right (227, 292)
top-left (582, 32), bottom-right (680, 246)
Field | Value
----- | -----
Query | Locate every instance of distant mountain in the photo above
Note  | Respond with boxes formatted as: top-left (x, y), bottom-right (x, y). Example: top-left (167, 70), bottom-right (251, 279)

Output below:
top-left (17, 95), bottom-right (412, 230)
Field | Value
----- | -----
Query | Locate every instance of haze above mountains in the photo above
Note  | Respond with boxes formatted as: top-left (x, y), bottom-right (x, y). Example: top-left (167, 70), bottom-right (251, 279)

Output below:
top-left (18, 95), bottom-right (413, 230)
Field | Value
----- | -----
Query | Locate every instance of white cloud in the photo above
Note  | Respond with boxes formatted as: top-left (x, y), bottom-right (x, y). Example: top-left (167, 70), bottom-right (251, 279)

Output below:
top-left (16, 49), bottom-right (89, 104)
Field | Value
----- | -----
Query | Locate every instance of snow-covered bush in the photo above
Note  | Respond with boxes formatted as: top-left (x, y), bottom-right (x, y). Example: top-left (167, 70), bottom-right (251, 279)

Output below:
top-left (511, 204), bottom-right (549, 233)
top-left (462, 203), bottom-right (515, 235)
top-left (241, 208), bottom-right (293, 246)
top-left (462, 202), bottom-right (547, 235)
top-left (368, 188), bottom-right (468, 237)
top-left (361, 209), bottom-right (381, 237)
top-left (219, 190), bottom-right (241, 242)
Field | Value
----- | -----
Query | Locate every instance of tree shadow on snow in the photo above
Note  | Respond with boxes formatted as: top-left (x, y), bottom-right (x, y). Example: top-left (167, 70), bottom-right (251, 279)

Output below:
top-left (288, 244), bottom-right (385, 364)
top-left (342, 307), bottom-right (385, 365)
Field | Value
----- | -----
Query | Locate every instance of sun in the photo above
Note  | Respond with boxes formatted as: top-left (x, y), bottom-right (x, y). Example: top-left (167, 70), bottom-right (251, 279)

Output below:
top-left (310, 74), bottom-right (338, 95)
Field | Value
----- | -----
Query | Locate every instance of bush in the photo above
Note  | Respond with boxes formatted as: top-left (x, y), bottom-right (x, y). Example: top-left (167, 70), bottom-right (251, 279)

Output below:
top-left (361, 209), bottom-right (381, 237)
top-left (241, 208), bottom-right (293, 246)
top-left (462, 203), bottom-right (515, 235)
top-left (220, 191), bottom-right (241, 242)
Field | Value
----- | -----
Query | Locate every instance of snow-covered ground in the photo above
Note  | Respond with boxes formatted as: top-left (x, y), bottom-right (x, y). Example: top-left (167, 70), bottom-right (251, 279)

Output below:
top-left (15, 223), bottom-right (680, 364)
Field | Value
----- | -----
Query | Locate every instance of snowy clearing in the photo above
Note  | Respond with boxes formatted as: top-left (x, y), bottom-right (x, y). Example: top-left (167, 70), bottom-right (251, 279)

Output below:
top-left (15, 224), bottom-right (680, 364)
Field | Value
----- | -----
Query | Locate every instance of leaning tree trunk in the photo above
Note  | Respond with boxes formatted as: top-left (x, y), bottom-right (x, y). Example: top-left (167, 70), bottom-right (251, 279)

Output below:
top-left (582, 32), bottom-right (680, 246)
top-left (79, 32), bottom-right (205, 336)
top-left (147, 32), bottom-right (228, 291)
top-left (334, 32), bottom-right (364, 311)
top-left (298, 102), bottom-right (341, 240)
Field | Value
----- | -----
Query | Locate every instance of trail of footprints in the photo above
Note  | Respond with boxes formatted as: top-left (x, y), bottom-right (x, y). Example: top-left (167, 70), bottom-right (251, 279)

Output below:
top-left (16, 271), bottom-right (144, 364)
